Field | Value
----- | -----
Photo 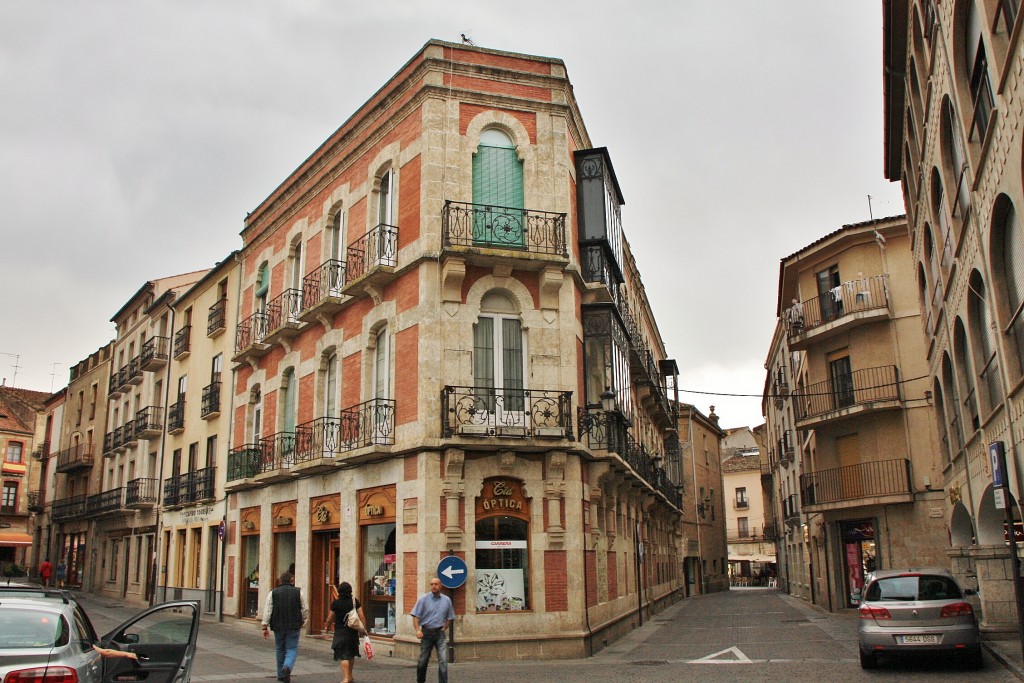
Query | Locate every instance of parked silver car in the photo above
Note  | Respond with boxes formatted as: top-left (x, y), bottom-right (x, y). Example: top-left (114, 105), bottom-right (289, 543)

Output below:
top-left (0, 589), bottom-right (199, 683)
top-left (858, 568), bottom-right (981, 669)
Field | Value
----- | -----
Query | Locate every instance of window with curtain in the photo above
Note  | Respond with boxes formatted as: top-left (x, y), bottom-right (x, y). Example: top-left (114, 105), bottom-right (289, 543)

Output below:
top-left (942, 353), bottom-right (965, 453)
top-left (324, 352), bottom-right (339, 417)
top-left (473, 292), bottom-right (524, 413)
top-left (5, 442), bottom-right (22, 463)
top-left (942, 99), bottom-right (971, 221)
top-left (472, 128), bottom-right (524, 247)
top-left (966, 2), bottom-right (995, 142)
top-left (256, 262), bottom-right (270, 313)
top-left (954, 320), bottom-right (980, 431)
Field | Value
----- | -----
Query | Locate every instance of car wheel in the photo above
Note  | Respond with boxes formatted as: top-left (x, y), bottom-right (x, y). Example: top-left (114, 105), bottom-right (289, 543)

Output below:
top-left (860, 650), bottom-right (878, 669)
top-left (965, 646), bottom-right (983, 670)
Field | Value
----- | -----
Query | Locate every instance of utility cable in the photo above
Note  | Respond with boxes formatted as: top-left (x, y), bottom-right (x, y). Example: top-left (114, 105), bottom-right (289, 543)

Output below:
top-left (679, 373), bottom-right (931, 398)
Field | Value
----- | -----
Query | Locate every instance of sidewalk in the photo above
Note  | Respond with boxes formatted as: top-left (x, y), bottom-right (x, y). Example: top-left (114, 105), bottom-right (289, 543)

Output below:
top-left (983, 634), bottom-right (1024, 681)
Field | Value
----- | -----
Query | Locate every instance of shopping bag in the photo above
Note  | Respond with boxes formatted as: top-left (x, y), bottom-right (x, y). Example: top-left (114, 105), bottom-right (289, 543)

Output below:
top-left (363, 635), bottom-right (375, 660)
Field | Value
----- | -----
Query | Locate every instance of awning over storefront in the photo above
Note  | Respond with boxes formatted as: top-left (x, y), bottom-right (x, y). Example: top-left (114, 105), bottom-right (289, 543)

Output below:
top-left (0, 531), bottom-right (33, 547)
top-left (729, 554), bottom-right (776, 564)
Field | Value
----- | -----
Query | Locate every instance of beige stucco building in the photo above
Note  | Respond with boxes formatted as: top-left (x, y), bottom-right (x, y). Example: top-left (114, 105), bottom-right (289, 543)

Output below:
top-left (722, 427), bottom-right (776, 582)
top-left (884, 0), bottom-right (1024, 629)
top-left (764, 215), bottom-right (949, 611)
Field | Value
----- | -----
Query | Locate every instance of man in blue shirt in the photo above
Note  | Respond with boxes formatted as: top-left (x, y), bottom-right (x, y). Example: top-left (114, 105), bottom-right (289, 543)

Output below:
top-left (411, 577), bottom-right (455, 683)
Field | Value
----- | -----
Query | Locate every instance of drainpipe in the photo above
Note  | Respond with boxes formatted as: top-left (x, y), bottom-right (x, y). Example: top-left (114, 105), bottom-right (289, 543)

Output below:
top-left (219, 254), bottom-right (242, 622)
top-left (685, 406), bottom-right (702, 593)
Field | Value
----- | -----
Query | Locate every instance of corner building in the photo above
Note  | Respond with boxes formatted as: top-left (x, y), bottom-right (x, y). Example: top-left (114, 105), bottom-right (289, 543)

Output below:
top-left (225, 40), bottom-right (686, 659)
top-left (884, 0), bottom-right (1024, 629)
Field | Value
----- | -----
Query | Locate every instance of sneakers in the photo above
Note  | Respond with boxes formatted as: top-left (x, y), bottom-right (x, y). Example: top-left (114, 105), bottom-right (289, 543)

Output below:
top-left (281, 665), bottom-right (291, 683)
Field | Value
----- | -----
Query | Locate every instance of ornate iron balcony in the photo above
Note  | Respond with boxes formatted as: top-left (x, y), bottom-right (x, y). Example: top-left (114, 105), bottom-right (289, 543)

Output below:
top-left (259, 431), bottom-right (299, 472)
top-left (127, 355), bottom-right (143, 385)
top-left (27, 490), bottom-right (43, 513)
top-left (302, 259), bottom-right (347, 311)
top-left (441, 386), bottom-right (571, 439)
top-left (442, 201), bottom-right (567, 256)
top-left (134, 406), bottom-right (164, 438)
top-left (785, 274), bottom-right (890, 338)
top-left (266, 289), bottom-right (304, 333)
top-left (235, 311), bottom-right (270, 353)
top-left (227, 444), bottom-right (264, 482)
top-left (783, 493), bottom-right (800, 525)
top-left (346, 224), bottom-right (398, 282)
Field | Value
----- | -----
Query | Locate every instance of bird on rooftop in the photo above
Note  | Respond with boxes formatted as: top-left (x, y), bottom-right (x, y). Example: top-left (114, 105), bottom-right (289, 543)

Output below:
top-left (461, 33), bottom-right (476, 45)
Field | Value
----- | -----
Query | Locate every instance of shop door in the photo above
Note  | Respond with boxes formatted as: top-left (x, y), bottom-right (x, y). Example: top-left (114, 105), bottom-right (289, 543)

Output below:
top-left (840, 519), bottom-right (876, 607)
top-left (325, 538), bottom-right (340, 630)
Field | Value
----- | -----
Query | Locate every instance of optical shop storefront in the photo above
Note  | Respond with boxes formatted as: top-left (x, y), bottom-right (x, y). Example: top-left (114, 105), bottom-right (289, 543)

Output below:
top-left (475, 478), bottom-right (531, 612)
top-left (359, 486), bottom-right (397, 637)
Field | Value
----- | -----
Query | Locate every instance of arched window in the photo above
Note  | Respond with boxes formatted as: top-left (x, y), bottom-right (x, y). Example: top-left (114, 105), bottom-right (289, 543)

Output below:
top-left (474, 292), bottom-right (525, 413)
top-left (931, 169), bottom-right (955, 274)
top-left (377, 169), bottom-right (394, 227)
top-left (954, 319), bottom-right (980, 432)
top-left (941, 98), bottom-right (971, 222)
top-left (965, 1), bottom-right (995, 143)
top-left (281, 369), bottom-right (296, 433)
top-left (918, 263), bottom-right (932, 335)
top-left (968, 270), bottom-right (1003, 413)
top-left (330, 209), bottom-right (345, 262)
top-left (250, 387), bottom-right (263, 442)
top-left (994, 197), bottom-right (1024, 379)
top-left (472, 128), bottom-right (524, 247)
top-left (941, 353), bottom-right (965, 454)
top-left (373, 328), bottom-right (390, 402)
top-left (323, 352), bottom-right (339, 418)
top-left (255, 261), bottom-right (270, 317)
top-left (932, 380), bottom-right (952, 464)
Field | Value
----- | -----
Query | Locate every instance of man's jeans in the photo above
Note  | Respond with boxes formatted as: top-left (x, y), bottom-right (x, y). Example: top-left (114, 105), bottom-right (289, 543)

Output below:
top-left (273, 629), bottom-right (300, 677)
top-left (417, 628), bottom-right (448, 683)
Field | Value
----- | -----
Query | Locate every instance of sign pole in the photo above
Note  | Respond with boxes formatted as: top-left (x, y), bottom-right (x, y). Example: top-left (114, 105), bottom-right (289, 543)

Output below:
top-left (448, 586), bottom-right (456, 664)
top-left (437, 552), bottom-right (467, 666)
top-left (990, 441), bottom-right (1024, 663)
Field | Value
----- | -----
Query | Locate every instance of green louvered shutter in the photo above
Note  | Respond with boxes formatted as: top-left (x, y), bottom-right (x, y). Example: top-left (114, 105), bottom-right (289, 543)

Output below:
top-left (472, 145), bottom-right (525, 247)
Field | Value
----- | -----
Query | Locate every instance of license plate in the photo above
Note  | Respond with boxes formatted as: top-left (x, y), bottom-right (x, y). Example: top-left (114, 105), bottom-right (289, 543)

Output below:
top-left (897, 635), bottom-right (939, 645)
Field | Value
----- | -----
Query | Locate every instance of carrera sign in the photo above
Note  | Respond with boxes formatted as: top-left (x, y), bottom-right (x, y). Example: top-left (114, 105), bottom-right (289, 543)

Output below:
top-left (475, 540), bottom-right (528, 549)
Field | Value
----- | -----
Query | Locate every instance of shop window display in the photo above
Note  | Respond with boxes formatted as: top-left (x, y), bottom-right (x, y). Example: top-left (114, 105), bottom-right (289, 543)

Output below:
top-left (362, 523), bottom-right (396, 635)
top-left (475, 478), bottom-right (530, 612)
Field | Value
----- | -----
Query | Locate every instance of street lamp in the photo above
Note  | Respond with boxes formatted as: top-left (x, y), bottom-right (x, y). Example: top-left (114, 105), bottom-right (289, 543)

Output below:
top-left (600, 386), bottom-right (618, 452)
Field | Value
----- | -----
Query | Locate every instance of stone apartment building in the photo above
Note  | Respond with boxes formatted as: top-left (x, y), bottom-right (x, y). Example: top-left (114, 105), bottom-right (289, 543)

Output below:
top-left (764, 215), bottom-right (948, 611)
top-left (884, 0), bottom-right (1024, 629)
top-left (222, 39), bottom-right (688, 659)
top-left (155, 253), bottom-right (240, 612)
top-left (0, 385), bottom-right (50, 572)
top-left (721, 426), bottom-right (776, 582)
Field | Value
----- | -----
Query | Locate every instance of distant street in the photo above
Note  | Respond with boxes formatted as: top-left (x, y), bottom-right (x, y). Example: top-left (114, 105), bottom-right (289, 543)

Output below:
top-left (78, 588), bottom-right (1015, 682)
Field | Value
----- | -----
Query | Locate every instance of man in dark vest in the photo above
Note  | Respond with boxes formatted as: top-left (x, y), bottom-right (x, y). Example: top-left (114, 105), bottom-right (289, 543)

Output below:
top-left (261, 572), bottom-right (309, 683)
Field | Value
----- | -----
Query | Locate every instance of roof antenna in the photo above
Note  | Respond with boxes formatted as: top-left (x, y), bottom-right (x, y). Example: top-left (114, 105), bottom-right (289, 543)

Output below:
top-left (49, 363), bottom-right (62, 392)
top-left (867, 194), bottom-right (874, 221)
top-left (0, 352), bottom-right (20, 387)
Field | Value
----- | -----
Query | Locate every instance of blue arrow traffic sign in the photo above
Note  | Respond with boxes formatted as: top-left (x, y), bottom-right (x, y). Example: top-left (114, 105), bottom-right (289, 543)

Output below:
top-left (437, 555), bottom-right (468, 589)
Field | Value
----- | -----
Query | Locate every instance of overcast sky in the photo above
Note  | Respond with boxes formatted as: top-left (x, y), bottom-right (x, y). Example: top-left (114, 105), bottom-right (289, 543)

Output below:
top-left (0, 2), bottom-right (903, 429)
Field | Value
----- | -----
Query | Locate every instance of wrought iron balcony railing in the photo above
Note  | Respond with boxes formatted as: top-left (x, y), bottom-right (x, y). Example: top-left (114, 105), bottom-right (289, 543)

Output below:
top-left (297, 398), bottom-right (397, 461)
top-left (259, 431), bottom-right (299, 472)
top-left (164, 467), bottom-right (216, 506)
top-left (103, 431), bottom-right (115, 456)
top-left (346, 223), bottom-right (398, 282)
top-left (235, 311), bottom-right (269, 353)
top-left (201, 381), bottom-right (221, 418)
top-left (86, 487), bottom-right (124, 516)
top-left (441, 386), bottom-right (571, 439)
top-left (208, 298), bottom-right (227, 336)
top-left (302, 259), bottom-right (347, 311)
top-left (55, 443), bottom-right (94, 473)
top-left (227, 444), bottom-right (264, 482)
top-left (442, 200), bottom-right (567, 256)
top-left (266, 288), bottom-right (303, 333)
top-left (122, 420), bottom-right (138, 446)
top-left (783, 493), bottom-right (800, 524)
top-left (785, 274), bottom-right (890, 337)
top-left (52, 495), bottom-right (87, 521)
top-left (173, 325), bottom-right (192, 358)
top-left (134, 406), bottom-right (164, 437)
top-left (167, 400), bottom-right (185, 433)
top-left (31, 441), bottom-right (50, 461)
top-left (581, 243), bottom-right (618, 289)
top-left (125, 477), bottom-right (158, 507)
top-left (800, 458), bottom-right (912, 507)
top-left (127, 355), bottom-right (143, 385)
top-left (794, 365), bottom-right (900, 421)
top-left (578, 409), bottom-right (680, 507)
top-left (141, 335), bottom-right (170, 371)
top-left (27, 490), bottom-right (43, 513)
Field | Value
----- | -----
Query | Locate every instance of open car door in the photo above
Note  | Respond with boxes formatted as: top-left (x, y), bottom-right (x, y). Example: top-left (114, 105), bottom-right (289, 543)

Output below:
top-left (100, 600), bottom-right (200, 683)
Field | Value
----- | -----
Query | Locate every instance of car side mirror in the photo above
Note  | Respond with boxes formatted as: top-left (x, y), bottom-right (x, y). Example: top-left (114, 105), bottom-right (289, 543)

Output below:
top-left (963, 588), bottom-right (977, 596)
top-left (121, 633), bottom-right (140, 645)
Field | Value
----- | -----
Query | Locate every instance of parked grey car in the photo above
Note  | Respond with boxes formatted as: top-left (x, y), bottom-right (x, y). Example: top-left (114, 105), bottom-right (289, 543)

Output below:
top-left (858, 568), bottom-right (981, 669)
top-left (0, 589), bottom-right (199, 683)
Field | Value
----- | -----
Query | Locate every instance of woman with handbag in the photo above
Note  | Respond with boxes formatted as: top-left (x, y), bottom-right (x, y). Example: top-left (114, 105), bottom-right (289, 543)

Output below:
top-left (325, 581), bottom-right (367, 683)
